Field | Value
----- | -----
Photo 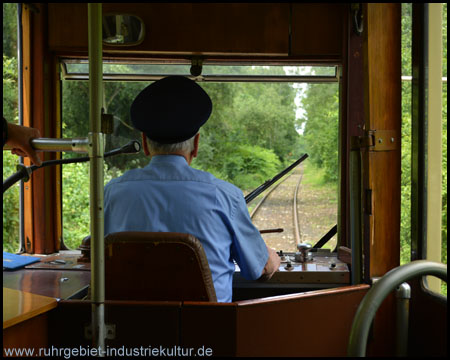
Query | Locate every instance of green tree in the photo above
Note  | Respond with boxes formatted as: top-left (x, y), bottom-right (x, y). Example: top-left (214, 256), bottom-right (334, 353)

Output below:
top-left (297, 82), bottom-right (339, 183)
top-left (61, 162), bottom-right (114, 249)
top-left (2, 3), bottom-right (20, 252)
top-left (3, 3), bottom-right (17, 58)
top-left (400, 3), bottom-right (413, 264)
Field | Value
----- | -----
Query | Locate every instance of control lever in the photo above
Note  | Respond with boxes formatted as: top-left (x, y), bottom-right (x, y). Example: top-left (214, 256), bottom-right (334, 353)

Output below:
top-left (295, 243), bottom-right (312, 263)
top-left (259, 228), bottom-right (284, 234)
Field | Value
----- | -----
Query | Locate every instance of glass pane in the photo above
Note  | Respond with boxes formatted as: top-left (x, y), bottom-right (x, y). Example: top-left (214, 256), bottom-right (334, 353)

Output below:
top-left (202, 65), bottom-right (335, 76)
top-left (61, 65), bottom-right (339, 253)
top-left (64, 61), bottom-right (336, 78)
top-left (103, 15), bottom-right (144, 45)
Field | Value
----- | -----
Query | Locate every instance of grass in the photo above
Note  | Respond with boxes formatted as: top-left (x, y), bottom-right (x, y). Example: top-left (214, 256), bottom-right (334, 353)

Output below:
top-left (302, 162), bottom-right (338, 194)
top-left (297, 162), bottom-right (338, 249)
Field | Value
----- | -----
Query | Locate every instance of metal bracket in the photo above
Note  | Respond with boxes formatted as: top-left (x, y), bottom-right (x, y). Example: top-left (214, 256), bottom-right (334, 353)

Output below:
top-left (101, 110), bottom-right (114, 135)
top-left (351, 3), bottom-right (364, 36)
top-left (190, 57), bottom-right (204, 77)
top-left (88, 132), bottom-right (105, 158)
top-left (84, 323), bottom-right (116, 340)
top-left (371, 130), bottom-right (397, 151)
top-left (352, 130), bottom-right (397, 151)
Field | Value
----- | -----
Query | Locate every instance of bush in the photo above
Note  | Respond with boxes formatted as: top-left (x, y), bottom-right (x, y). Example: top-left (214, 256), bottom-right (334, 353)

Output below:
top-left (194, 144), bottom-right (281, 191)
top-left (62, 162), bottom-right (116, 250)
top-left (2, 151), bottom-right (21, 252)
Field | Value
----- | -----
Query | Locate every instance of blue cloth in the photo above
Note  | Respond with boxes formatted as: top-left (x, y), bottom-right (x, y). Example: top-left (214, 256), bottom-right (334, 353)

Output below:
top-left (104, 155), bottom-right (268, 302)
top-left (3, 252), bottom-right (41, 270)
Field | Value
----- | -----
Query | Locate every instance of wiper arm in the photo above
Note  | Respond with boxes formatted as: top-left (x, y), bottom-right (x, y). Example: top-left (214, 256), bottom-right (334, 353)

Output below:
top-left (245, 153), bottom-right (308, 204)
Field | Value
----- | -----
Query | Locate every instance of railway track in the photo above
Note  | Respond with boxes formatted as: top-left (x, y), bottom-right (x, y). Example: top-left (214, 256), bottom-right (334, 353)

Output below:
top-left (250, 165), bottom-right (305, 253)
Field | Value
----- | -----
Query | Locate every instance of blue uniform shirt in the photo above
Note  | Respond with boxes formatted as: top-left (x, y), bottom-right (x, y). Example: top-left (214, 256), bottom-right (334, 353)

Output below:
top-left (104, 155), bottom-right (268, 302)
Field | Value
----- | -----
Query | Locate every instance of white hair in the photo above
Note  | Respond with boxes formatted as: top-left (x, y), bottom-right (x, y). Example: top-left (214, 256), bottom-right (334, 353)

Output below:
top-left (147, 133), bottom-right (197, 154)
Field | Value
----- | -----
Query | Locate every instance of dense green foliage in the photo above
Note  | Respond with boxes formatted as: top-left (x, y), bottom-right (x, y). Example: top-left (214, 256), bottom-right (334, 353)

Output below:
top-left (2, 151), bottom-right (20, 253)
top-left (400, 4), bottom-right (413, 264)
top-left (297, 82), bottom-right (339, 183)
top-left (61, 162), bottom-right (115, 248)
top-left (3, 7), bottom-right (20, 252)
top-left (3, 3), bottom-right (17, 58)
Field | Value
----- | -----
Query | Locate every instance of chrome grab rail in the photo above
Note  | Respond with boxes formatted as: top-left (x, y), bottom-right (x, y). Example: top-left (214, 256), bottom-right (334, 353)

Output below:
top-left (347, 260), bottom-right (447, 357)
top-left (3, 137), bottom-right (91, 153)
top-left (30, 137), bottom-right (90, 153)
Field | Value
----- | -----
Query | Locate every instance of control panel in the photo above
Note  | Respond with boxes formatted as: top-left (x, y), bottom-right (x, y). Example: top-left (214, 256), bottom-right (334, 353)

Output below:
top-left (233, 248), bottom-right (350, 286)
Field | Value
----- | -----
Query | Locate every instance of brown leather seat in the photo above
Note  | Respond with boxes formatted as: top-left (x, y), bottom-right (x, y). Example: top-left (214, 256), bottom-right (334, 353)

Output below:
top-left (104, 232), bottom-right (217, 302)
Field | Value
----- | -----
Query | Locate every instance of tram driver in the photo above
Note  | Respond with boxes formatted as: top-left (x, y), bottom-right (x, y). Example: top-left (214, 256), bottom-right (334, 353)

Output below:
top-left (103, 76), bottom-right (280, 302)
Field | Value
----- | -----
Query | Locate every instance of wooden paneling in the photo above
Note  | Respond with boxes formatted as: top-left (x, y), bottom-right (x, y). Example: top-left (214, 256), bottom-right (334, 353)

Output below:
top-left (362, 3), bottom-right (401, 357)
top-left (3, 288), bottom-right (57, 329)
top-left (181, 302), bottom-right (237, 357)
top-left (3, 289), bottom-right (54, 356)
top-left (3, 269), bottom-right (90, 299)
top-left (3, 312), bottom-right (50, 352)
top-left (48, 4), bottom-right (88, 51)
top-left (31, 3), bottom-right (53, 254)
top-left (49, 3), bottom-right (290, 56)
top-left (104, 301), bottom-right (181, 348)
top-left (48, 301), bottom-right (91, 348)
top-left (367, 152), bottom-right (401, 275)
top-left (363, 3), bottom-right (401, 278)
top-left (235, 285), bottom-right (369, 357)
top-left (48, 287), bottom-right (369, 357)
top-left (290, 3), bottom-right (346, 61)
top-left (22, 4), bottom-right (35, 253)
top-left (23, 3), bottom-right (60, 254)
top-left (49, 300), bottom-right (181, 348)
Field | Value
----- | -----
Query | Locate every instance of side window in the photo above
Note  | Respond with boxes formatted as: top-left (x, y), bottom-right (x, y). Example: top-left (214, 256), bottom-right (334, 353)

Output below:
top-left (401, 3), bottom-right (447, 296)
top-left (3, 3), bottom-right (20, 253)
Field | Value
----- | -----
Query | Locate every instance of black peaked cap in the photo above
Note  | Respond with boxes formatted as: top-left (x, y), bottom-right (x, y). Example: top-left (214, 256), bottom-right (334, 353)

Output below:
top-left (130, 76), bottom-right (212, 144)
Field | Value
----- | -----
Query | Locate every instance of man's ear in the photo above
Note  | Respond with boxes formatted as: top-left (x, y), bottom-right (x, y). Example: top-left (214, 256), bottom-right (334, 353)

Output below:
top-left (192, 133), bottom-right (200, 158)
top-left (142, 133), bottom-right (150, 156)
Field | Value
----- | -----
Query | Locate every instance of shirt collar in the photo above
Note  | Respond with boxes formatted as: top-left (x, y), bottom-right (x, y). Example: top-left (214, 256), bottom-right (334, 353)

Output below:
top-left (149, 154), bottom-right (189, 166)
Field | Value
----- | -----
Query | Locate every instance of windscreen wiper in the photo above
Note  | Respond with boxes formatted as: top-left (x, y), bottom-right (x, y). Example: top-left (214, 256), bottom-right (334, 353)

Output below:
top-left (245, 153), bottom-right (308, 204)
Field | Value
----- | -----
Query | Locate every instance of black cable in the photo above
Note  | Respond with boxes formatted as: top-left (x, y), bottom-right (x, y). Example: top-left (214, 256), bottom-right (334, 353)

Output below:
top-left (3, 140), bottom-right (141, 193)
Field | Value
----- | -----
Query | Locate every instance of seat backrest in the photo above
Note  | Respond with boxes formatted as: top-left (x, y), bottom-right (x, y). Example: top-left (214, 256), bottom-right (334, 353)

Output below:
top-left (104, 232), bottom-right (217, 302)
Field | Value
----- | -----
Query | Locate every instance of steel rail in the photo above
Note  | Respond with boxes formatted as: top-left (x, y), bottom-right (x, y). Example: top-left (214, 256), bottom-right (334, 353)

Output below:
top-left (250, 175), bottom-right (291, 219)
top-left (249, 168), bottom-right (299, 219)
top-left (293, 166), bottom-right (304, 245)
top-left (250, 167), bottom-right (304, 248)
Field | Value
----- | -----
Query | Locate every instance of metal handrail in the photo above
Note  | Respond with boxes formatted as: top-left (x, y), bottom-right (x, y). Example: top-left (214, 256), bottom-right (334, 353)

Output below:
top-left (87, 3), bottom-right (106, 353)
top-left (347, 260), bottom-right (447, 357)
top-left (3, 137), bottom-right (90, 153)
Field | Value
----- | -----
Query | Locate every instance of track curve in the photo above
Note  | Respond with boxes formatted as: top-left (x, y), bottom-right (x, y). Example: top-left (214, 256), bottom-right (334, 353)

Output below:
top-left (250, 165), bottom-right (304, 253)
